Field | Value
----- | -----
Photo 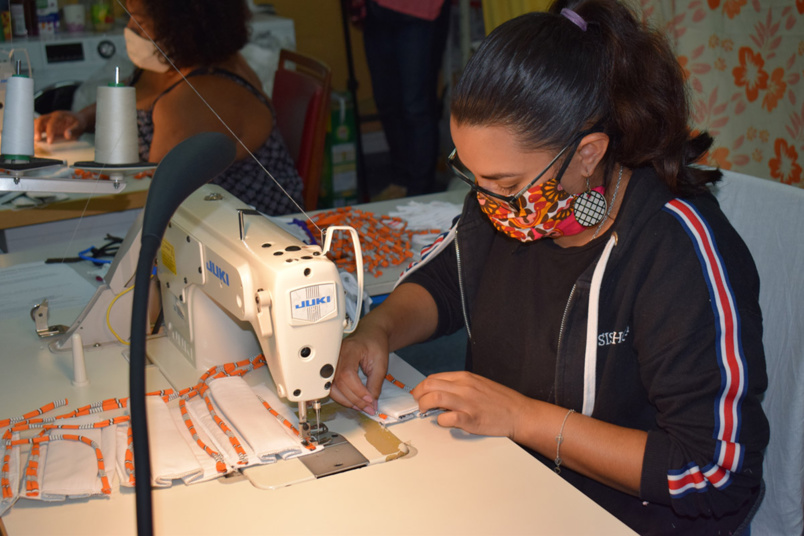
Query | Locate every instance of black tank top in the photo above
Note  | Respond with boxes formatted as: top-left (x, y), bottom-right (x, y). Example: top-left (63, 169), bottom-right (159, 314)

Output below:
top-left (135, 67), bottom-right (304, 215)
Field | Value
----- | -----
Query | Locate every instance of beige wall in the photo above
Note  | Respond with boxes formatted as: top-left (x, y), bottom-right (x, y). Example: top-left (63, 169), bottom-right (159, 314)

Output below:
top-left (482, 0), bottom-right (551, 33)
top-left (270, 1), bottom-right (375, 109)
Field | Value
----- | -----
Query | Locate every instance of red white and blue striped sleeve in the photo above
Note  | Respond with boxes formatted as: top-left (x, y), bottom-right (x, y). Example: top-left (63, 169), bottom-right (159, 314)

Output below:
top-left (663, 199), bottom-right (749, 498)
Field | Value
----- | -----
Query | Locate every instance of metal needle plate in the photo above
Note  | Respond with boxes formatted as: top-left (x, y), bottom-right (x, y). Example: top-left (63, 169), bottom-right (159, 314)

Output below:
top-left (298, 433), bottom-right (369, 478)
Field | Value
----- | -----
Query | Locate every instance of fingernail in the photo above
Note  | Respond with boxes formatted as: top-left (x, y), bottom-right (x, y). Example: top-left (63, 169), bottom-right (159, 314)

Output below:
top-left (362, 395), bottom-right (373, 403)
top-left (363, 405), bottom-right (375, 416)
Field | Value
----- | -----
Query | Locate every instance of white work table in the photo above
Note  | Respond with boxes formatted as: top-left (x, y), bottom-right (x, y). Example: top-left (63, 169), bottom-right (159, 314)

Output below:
top-left (0, 196), bottom-right (635, 536)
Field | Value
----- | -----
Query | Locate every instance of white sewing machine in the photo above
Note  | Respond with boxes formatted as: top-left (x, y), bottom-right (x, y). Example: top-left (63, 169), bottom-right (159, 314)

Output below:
top-left (146, 184), bottom-right (362, 443)
top-left (44, 182), bottom-right (362, 447)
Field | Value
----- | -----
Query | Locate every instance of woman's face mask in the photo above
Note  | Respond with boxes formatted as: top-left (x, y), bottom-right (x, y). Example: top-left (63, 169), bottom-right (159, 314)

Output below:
top-left (476, 178), bottom-right (605, 242)
top-left (448, 127), bottom-right (606, 242)
top-left (124, 27), bottom-right (169, 73)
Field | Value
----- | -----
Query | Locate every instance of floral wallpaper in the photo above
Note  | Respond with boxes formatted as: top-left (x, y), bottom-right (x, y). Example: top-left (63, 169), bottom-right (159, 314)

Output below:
top-left (641, 0), bottom-right (804, 187)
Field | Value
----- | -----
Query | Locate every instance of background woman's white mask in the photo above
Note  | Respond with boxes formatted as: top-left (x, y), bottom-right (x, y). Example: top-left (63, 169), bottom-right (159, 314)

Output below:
top-left (124, 27), bottom-right (170, 73)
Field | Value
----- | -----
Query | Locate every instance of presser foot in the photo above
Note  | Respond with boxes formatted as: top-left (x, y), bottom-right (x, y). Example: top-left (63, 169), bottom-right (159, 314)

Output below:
top-left (298, 400), bottom-right (333, 446)
top-left (30, 299), bottom-right (68, 338)
top-left (308, 422), bottom-right (333, 446)
top-left (298, 421), bottom-right (333, 448)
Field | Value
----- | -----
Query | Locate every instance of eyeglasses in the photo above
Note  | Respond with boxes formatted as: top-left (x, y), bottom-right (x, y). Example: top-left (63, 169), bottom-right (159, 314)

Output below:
top-left (447, 127), bottom-right (600, 209)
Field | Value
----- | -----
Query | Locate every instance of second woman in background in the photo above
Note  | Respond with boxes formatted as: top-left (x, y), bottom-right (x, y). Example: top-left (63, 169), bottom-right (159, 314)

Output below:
top-left (35, 0), bottom-right (304, 215)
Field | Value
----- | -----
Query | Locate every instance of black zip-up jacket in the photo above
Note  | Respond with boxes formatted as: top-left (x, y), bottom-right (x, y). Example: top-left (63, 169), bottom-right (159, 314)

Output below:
top-left (400, 168), bottom-right (769, 535)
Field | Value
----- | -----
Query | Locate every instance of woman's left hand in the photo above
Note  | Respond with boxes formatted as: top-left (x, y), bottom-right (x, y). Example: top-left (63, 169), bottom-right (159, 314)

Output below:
top-left (411, 371), bottom-right (531, 439)
top-left (414, 371), bottom-right (648, 496)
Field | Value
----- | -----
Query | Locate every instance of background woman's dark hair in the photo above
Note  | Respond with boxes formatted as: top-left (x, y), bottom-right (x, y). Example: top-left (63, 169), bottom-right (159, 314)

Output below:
top-left (140, 0), bottom-right (250, 68)
top-left (450, 0), bottom-right (720, 196)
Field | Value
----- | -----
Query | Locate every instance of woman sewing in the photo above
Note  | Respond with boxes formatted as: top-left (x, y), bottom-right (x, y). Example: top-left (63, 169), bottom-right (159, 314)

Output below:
top-left (34, 0), bottom-right (303, 215)
top-left (331, 1), bottom-right (769, 534)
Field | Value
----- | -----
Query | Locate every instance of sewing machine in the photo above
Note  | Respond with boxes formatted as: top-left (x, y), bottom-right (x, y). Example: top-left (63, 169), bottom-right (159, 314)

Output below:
top-left (147, 183), bottom-right (362, 444)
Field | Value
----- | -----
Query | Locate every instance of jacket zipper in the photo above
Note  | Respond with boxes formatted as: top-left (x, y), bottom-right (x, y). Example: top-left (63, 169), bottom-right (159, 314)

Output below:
top-left (556, 284), bottom-right (576, 365)
top-left (552, 283), bottom-right (577, 405)
top-left (455, 229), bottom-right (472, 340)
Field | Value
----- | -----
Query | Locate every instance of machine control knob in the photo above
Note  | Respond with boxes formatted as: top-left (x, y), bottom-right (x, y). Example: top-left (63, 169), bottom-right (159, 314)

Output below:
top-left (97, 40), bottom-right (116, 59)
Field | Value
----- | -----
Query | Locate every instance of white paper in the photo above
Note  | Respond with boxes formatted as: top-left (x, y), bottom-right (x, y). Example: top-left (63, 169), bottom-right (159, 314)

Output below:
top-left (0, 262), bottom-right (97, 320)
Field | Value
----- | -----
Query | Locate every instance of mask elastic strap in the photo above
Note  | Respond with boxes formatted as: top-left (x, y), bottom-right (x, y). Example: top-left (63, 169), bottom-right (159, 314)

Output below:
top-left (509, 131), bottom-right (587, 212)
top-left (553, 136), bottom-right (584, 187)
top-left (553, 122), bottom-right (606, 187)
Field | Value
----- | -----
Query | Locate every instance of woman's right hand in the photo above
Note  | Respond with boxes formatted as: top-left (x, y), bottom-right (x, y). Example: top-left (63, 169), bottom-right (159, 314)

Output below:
top-left (34, 110), bottom-right (87, 144)
top-left (330, 324), bottom-right (391, 416)
top-left (330, 282), bottom-right (439, 416)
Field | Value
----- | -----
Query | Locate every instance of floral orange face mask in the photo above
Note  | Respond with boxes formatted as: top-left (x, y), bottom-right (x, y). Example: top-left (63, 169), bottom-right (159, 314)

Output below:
top-left (477, 177), bottom-right (606, 242)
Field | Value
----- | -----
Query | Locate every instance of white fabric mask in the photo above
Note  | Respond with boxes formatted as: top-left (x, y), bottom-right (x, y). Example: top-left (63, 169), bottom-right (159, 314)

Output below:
top-left (124, 27), bottom-right (169, 73)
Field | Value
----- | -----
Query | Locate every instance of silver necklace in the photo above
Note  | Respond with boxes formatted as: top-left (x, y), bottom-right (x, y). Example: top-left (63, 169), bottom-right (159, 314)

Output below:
top-left (591, 165), bottom-right (624, 239)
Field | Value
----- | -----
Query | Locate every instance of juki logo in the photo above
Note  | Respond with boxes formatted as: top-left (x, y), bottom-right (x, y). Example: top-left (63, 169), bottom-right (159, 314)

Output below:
top-left (206, 260), bottom-right (229, 286)
top-left (296, 296), bottom-right (331, 309)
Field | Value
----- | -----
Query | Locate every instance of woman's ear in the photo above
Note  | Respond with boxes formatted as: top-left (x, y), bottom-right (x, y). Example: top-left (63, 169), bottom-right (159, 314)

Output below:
top-left (577, 132), bottom-right (609, 176)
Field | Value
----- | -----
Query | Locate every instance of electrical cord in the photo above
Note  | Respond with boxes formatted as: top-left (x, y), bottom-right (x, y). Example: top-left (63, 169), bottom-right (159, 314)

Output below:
top-left (129, 132), bottom-right (235, 536)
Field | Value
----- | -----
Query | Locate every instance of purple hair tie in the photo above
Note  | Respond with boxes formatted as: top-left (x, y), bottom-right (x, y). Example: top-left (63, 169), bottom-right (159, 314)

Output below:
top-left (560, 8), bottom-right (587, 31)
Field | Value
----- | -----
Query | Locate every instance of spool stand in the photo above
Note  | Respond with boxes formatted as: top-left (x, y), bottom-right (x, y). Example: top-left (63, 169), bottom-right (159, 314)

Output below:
top-left (1, 66), bottom-right (153, 194)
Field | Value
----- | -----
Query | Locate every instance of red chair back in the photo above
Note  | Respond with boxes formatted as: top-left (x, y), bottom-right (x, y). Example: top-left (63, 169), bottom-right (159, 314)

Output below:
top-left (272, 49), bottom-right (331, 211)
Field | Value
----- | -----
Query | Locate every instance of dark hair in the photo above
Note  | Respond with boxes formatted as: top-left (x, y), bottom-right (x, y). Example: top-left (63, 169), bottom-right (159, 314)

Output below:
top-left (140, 0), bottom-right (251, 68)
top-left (450, 0), bottom-right (720, 196)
